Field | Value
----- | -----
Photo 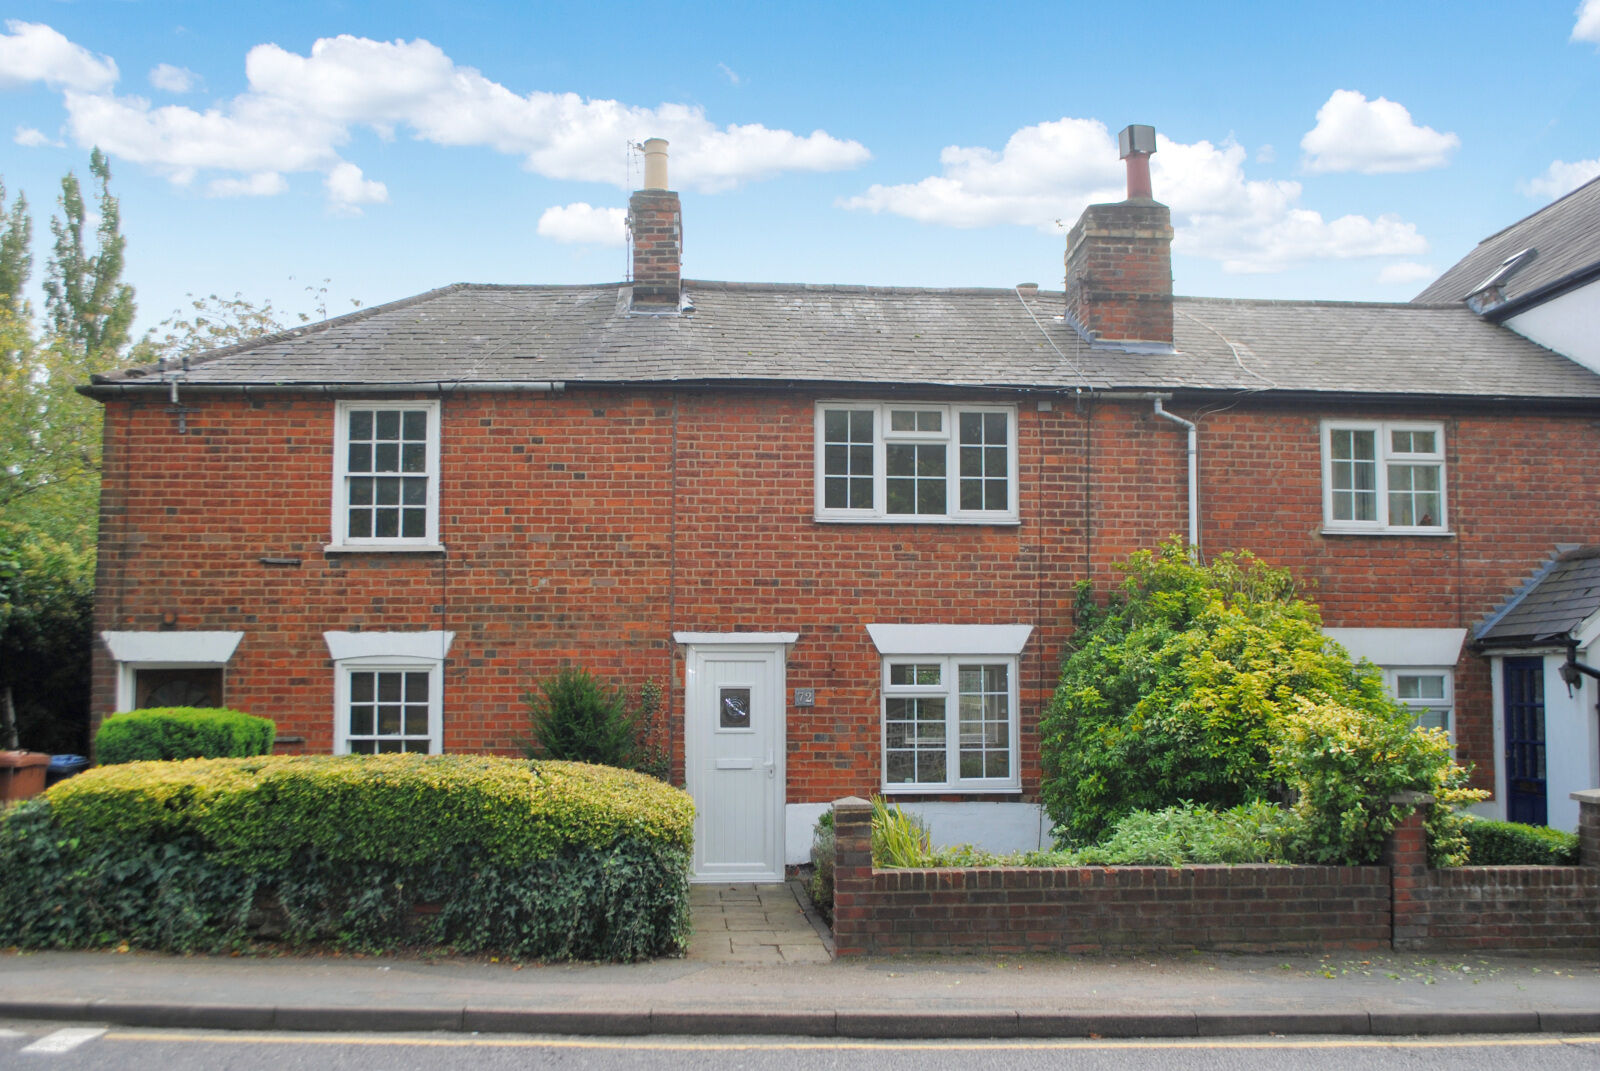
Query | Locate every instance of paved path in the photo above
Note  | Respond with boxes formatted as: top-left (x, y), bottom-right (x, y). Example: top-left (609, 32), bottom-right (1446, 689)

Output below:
top-left (687, 882), bottom-right (834, 965)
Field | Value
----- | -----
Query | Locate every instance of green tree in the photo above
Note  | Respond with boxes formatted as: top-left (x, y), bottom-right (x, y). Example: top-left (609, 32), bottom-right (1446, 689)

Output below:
top-left (0, 180), bottom-right (30, 315)
top-left (0, 520), bottom-right (93, 754)
top-left (1039, 541), bottom-right (1477, 862)
top-left (43, 148), bottom-right (135, 365)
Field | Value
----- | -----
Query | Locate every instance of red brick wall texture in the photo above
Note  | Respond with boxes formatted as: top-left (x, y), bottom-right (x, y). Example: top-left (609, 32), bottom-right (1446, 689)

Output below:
top-left (93, 387), bottom-right (1600, 805)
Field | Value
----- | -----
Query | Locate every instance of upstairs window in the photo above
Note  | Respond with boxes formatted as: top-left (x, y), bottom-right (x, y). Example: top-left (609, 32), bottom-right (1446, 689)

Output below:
top-left (331, 401), bottom-right (440, 549)
top-left (816, 402), bottom-right (1018, 523)
top-left (1322, 421), bottom-right (1446, 533)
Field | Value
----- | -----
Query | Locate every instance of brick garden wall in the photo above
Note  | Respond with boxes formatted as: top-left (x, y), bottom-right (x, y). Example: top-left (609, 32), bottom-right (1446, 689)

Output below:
top-left (832, 794), bottom-right (1600, 956)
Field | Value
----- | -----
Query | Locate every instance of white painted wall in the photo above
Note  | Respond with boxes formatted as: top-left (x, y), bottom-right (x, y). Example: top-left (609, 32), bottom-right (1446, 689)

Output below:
top-left (785, 800), bottom-right (1051, 864)
top-left (1504, 280), bottom-right (1600, 371)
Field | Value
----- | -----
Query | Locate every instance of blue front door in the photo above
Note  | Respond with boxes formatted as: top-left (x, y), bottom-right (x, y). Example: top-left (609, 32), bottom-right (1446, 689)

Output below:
top-left (1503, 657), bottom-right (1546, 826)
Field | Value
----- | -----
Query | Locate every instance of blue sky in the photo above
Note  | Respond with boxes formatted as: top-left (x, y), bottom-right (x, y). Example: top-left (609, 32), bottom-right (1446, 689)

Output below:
top-left (2, 1), bottom-right (1598, 339)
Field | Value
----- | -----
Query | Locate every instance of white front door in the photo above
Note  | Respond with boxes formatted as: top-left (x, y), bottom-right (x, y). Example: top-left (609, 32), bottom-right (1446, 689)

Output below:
top-left (682, 639), bottom-right (788, 882)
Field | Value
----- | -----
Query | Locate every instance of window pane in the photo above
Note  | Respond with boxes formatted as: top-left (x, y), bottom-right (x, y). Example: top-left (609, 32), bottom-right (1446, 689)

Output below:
top-left (890, 663), bottom-right (941, 686)
top-left (402, 410), bottom-right (427, 440)
top-left (375, 410), bottom-right (400, 439)
top-left (402, 477), bottom-right (427, 505)
top-left (377, 673), bottom-right (402, 701)
top-left (348, 443), bottom-right (372, 473)
top-left (349, 478), bottom-right (374, 505)
top-left (956, 662), bottom-right (1009, 781)
top-left (824, 409), bottom-right (848, 440)
top-left (401, 509), bottom-right (426, 538)
top-left (348, 410), bottom-right (373, 439)
top-left (1330, 429), bottom-right (1378, 522)
top-left (401, 443), bottom-right (426, 473)
top-left (374, 443), bottom-right (399, 472)
top-left (347, 509), bottom-right (372, 538)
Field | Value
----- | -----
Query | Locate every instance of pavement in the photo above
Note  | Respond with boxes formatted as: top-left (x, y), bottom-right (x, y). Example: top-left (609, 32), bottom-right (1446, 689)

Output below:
top-left (1, 881), bottom-right (1597, 1040)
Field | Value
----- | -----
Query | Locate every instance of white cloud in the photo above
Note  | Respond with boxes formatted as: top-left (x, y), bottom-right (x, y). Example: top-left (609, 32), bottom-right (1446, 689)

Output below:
top-left (13, 124), bottom-right (53, 147)
top-left (324, 161), bottom-right (387, 213)
top-left (1300, 90), bottom-right (1458, 174)
top-left (718, 62), bottom-right (741, 86)
top-left (1377, 261), bottom-right (1437, 286)
top-left (1519, 157), bottom-right (1600, 200)
top-left (1255, 144), bottom-right (1276, 164)
top-left (11, 27), bottom-right (867, 208)
top-left (537, 202), bottom-right (627, 246)
top-left (1575, 0), bottom-right (1600, 44)
top-left (0, 20), bottom-right (118, 91)
top-left (843, 118), bottom-right (1428, 273)
top-left (149, 63), bottom-right (198, 93)
top-left (206, 171), bottom-right (287, 197)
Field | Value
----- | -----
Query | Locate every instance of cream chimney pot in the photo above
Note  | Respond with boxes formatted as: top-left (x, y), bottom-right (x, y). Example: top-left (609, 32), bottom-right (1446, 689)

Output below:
top-left (642, 138), bottom-right (670, 190)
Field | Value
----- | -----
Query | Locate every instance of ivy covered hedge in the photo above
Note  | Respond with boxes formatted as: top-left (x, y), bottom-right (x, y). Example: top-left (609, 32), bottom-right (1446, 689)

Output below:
top-left (0, 754), bottom-right (694, 960)
top-left (95, 707), bottom-right (276, 764)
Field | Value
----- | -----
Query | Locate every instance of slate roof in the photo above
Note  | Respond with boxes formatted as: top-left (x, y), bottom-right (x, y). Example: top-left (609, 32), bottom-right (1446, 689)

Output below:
top-left (1414, 175), bottom-right (1600, 310)
top-left (1476, 546), bottom-right (1600, 647)
top-left (88, 281), bottom-right (1600, 401)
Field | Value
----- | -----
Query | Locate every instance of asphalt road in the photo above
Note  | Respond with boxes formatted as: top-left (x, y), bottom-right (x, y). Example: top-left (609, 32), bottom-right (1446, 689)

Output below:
top-left (4, 1023), bottom-right (1600, 1071)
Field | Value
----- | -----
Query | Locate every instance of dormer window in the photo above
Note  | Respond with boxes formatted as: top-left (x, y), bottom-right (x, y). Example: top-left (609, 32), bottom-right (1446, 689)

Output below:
top-left (815, 402), bottom-right (1018, 524)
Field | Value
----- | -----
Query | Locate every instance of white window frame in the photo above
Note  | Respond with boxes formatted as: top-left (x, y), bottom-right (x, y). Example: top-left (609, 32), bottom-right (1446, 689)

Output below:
top-left (329, 400), bottom-right (442, 551)
top-left (814, 401), bottom-right (1020, 524)
top-left (325, 631), bottom-right (453, 755)
top-left (879, 655), bottom-right (1021, 793)
top-left (867, 623), bottom-right (1031, 794)
top-left (1320, 419), bottom-right (1448, 534)
top-left (1385, 667), bottom-right (1454, 742)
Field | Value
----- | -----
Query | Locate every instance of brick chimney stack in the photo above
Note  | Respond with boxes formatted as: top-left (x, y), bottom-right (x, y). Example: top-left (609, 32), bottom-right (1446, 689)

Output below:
top-left (628, 138), bottom-right (681, 308)
top-left (1064, 124), bottom-right (1174, 349)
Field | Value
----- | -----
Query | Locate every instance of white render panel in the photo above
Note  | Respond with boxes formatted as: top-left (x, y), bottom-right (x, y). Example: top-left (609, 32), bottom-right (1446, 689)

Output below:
top-left (1504, 282), bottom-right (1600, 371)
top-left (1547, 641), bottom-right (1600, 832)
top-left (866, 623), bottom-right (1033, 656)
top-left (323, 631), bottom-right (455, 662)
top-left (102, 631), bottom-right (243, 665)
top-left (673, 632), bottom-right (799, 646)
top-left (784, 801), bottom-right (1049, 864)
top-left (1323, 628), bottom-right (1466, 667)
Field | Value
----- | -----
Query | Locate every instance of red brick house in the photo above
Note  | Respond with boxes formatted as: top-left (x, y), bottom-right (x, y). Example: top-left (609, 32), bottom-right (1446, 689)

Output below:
top-left (85, 130), bottom-right (1600, 877)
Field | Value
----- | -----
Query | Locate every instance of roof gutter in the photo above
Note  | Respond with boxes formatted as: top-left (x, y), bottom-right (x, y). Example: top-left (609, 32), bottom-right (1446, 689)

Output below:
top-left (79, 381), bottom-right (567, 400)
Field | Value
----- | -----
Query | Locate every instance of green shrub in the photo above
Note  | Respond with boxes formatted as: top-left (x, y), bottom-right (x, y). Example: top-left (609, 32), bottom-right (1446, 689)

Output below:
top-left (1040, 542), bottom-right (1480, 863)
top-left (808, 811), bottom-right (835, 914)
top-left (95, 707), bottom-right (275, 764)
top-left (1461, 818), bottom-right (1579, 865)
top-left (0, 754), bottom-right (694, 959)
top-left (870, 797), bottom-right (931, 867)
top-left (1274, 696), bottom-right (1479, 866)
top-left (523, 668), bottom-right (664, 774)
top-left (1060, 801), bottom-right (1292, 866)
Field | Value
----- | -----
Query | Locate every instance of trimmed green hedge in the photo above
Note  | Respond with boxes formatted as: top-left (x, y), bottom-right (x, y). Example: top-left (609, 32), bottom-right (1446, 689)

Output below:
top-left (95, 707), bottom-right (276, 764)
top-left (1462, 818), bottom-right (1579, 866)
top-left (0, 755), bottom-right (695, 960)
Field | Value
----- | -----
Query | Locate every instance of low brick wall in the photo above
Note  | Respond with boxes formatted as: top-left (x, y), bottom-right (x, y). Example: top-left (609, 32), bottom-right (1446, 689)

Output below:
top-left (831, 791), bottom-right (1600, 957)
top-left (1391, 789), bottom-right (1600, 952)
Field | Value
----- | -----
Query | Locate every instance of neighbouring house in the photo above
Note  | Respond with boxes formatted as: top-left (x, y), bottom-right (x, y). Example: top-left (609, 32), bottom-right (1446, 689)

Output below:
top-left (1415, 173), bottom-right (1600, 372)
top-left (84, 128), bottom-right (1600, 877)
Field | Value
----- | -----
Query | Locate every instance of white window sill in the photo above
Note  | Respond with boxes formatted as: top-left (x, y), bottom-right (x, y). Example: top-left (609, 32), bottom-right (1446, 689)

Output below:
top-left (324, 543), bottom-right (447, 555)
top-left (816, 514), bottom-right (1021, 527)
top-left (1320, 527), bottom-right (1454, 538)
top-left (880, 784), bottom-right (1022, 795)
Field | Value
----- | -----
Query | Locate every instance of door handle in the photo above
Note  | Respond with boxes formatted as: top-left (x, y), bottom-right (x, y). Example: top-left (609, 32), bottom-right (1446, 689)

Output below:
top-left (764, 749), bottom-right (775, 779)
